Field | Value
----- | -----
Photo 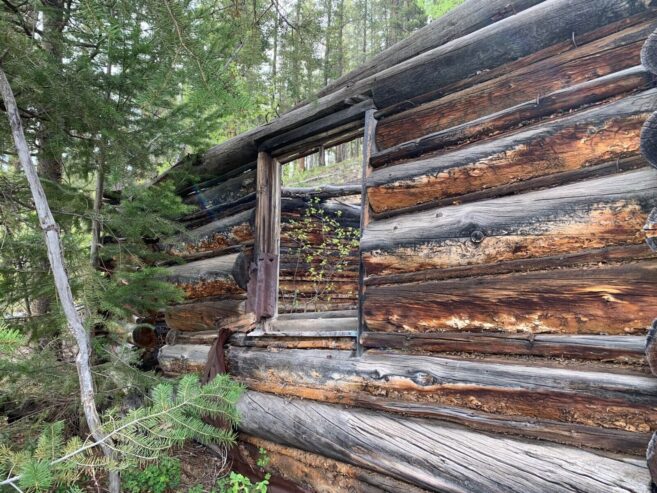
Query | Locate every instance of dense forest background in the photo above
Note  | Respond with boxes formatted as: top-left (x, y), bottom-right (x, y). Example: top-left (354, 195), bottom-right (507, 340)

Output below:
top-left (0, 0), bottom-right (461, 491)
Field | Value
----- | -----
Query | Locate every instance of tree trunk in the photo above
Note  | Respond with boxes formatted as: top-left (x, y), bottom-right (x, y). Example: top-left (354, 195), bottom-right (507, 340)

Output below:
top-left (0, 66), bottom-right (121, 493)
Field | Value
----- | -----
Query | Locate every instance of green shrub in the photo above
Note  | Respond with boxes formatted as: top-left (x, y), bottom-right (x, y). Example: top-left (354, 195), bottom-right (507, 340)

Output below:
top-left (122, 457), bottom-right (181, 493)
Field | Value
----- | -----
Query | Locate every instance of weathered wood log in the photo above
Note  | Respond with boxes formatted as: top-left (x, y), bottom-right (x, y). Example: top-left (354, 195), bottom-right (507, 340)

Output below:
top-left (648, 432), bottom-right (657, 487)
top-left (361, 332), bottom-right (647, 364)
top-left (273, 122), bottom-right (364, 165)
top-left (164, 299), bottom-right (246, 332)
top-left (374, 63), bottom-right (654, 162)
top-left (231, 334), bottom-right (355, 350)
top-left (364, 260), bottom-right (657, 336)
top-left (363, 168), bottom-right (657, 277)
top-left (183, 169), bottom-right (256, 208)
top-left (239, 435), bottom-right (430, 493)
top-left (373, 15), bottom-right (657, 154)
top-left (315, 0), bottom-right (548, 99)
top-left (265, 316), bottom-right (358, 337)
top-left (157, 0), bottom-right (657, 192)
top-left (169, 209), bottom-right (254, 256)
top-left (641, 110), bottom-right (657, 169)
top-left (164, 253), bottom-right (244, 299)
top-left (181, 194), bottom-right (256, 229)
top-left (281, 184), bottom-right (361, 199)
top-left (158, 344), bottom-right (210, 375)
top-left (276, 309), bottom-right (358, 320)
top-left (641, 27), bottom-right (657, 75)
top-left (647, 319), bottom-right (657, 376)
top-left (367, 89), bottom-right (657, 214)
top-left (237, 391), bottom-right (652, 492)
top-left (371, 0), bottom-right (657, 109)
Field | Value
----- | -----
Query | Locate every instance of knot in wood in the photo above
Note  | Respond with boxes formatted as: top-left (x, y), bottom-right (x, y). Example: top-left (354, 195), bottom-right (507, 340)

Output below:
top-left (411, 371), bottom-right (435, 386)
top-left (470, 230), bottom-right (485, 244)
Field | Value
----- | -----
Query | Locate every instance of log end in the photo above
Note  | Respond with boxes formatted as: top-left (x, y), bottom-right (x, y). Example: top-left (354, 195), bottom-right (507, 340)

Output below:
top-left (647, 319), bottom-right (657, 376)
top-left (642, 29), bottom-right (657, 76)
top-left (648, 432), bottom-right (657, 489)
top-left (640, 111), bottom-right (657, 170)
top-left (644, 208), bottom-right (657, 252)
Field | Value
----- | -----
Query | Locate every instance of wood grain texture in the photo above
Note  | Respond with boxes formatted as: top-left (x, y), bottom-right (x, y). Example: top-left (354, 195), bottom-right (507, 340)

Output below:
top-left (374, 65), bottom-right (654, 165)
top-left (239, 434), bottom-right (431, 493)
top-left (165, 253), bottom-right (244, 299)
top-left (641, 110), bottom-right (657, 169)
top-left (360, 332), bottom-right (647, 364)
top-left (368, 90), bottom-right (657, 215)
top-left (648, 432), bottom-right (657, 486)
top-left (158, 344), bottom-right (210, 375)
top-left (237, 390), bottom-right (652, 492)
top-left (164, 299), bottom-right (246, 332)
top-left (641, 27), bottom-right (657, 75)
top-left (170, 209), bottom-right (254, 256)
top-left (363, 168), bottom-right (657, 276)
top-left (647, 319), bottom-right (657, 375)
top-left (374, 17), bottom-right (657, 153)
top-left (364, 260), bottom-right (657, 336)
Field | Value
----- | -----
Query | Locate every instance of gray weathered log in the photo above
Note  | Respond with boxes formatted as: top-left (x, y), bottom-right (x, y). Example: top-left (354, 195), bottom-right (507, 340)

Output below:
top-left (281, 185), bottom-right (361, 199)
top-left (641, 110), bottom-right (657, 168)
top-left (648, 432), bottom-right (657, 487)
top-left (237, 391), bottom-right (652, 492)
top-left (641, 27), bottom-right (657, 75)
top-left (647, 319), bottom-right (657, 376)
top-left (164, 253), bottom-right (245, 299)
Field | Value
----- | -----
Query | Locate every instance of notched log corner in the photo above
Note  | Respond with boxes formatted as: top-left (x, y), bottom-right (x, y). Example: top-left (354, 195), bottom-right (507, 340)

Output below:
top-left (641, 111), bottom-right (657, 169)
top-left (647, 318), bottom-right (657, 376)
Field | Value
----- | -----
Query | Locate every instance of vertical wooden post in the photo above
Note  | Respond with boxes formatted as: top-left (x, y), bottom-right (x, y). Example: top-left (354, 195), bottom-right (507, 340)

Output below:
top-left (357, 109), bottom-right (377, 356)
top-left (248, 151), bottom-right (281, 326)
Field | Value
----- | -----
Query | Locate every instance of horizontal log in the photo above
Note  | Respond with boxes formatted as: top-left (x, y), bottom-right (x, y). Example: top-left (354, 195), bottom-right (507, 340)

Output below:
top-left (240, 434), bottom-right (430, 493)
top-left (361, 332), bottom-right (647, 364)
top-left (367, 89), bottom-right (657, 214)
top-left (237, 390), bottom-right (652, 492)
top-left (649, 432), bottom-right (657, 486)
top-left (230, 349), bottom-right (657, 445)
top-left (281, 184), bottom-right (361, 199)
top-left (314, 0), bottom-right (548, 99)
top-left (158, 344), bottom-right (210, 375)
top-left (276, 309), bottom-right (358, 320)
top-left (363, 168), bottom-right (657, 276)
top-left (374, 17), bottom-right (656, 153)
top-left (181, 194), bottom-right (256, 229)
top-left (370, 0), bottom-right (657, 109)
top-left (231, 334), bottom-right (355, 350)
top-left (183, 169), bottom-right (256, 208)
top-left (265, 316), bottom-right (358, 337)
top-left (164, 253), bottom-right (244, 299)
top-left (170, 210), bottom-right (254, 256)
top-left (279, 301), bottom-right (358, 314)
top-left (364, 260), bottom-right (657, 335)
top-left (375, 64), bottom-right (654, 164)
top-left (164, 299), bottom-right (246, 332)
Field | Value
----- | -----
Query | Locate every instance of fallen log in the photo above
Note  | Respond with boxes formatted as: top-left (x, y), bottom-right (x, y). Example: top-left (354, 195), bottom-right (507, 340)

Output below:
top-left (364, 260), bottom-right (657, 336)
top-left (374, 17), bottom-right (656, 154)
top-left (164, 253), bottom-right (245, 299)
top-left (361, 332), bottom-right (647, 364)
top-left (367, 89), bottom-right (657, 215)
top-left (363, 167), bottom-right (657, 277)
top-left (374, 63), bottom-right (654, 163)
top-left (237, 391), bottom-right (652, 492)
top-left (647, 319), bottom-right (657, 376)
top-left (164, 299), bottom-right (246, 332)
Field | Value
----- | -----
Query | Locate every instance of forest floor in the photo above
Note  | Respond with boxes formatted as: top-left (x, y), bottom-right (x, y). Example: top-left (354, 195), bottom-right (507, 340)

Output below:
top-left (282, 156), bottom-right (361, 187)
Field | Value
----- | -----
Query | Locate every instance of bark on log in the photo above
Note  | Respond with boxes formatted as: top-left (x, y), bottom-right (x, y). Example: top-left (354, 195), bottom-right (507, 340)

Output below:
top-left (239, 435), bottom-right (430, 493)
top-left (363, 168), bottom-right (657, 277)
top-left (641, 110), bottom-right (657, 168)
top-left (641, 27), bottom-right (657, 75)
top-left (367, 89), bottom-right (657, 215)
top-left (237, 391), bottom-right (652, 492)
top-left (361, 332), bottom-right (647, 364)
top-left (164, 299), bottom-right (246, 332)
top-left (373, 16), bottom-right (656, 154)
top-left (647, 319), bottom-right (657, 376)
top-left (374, 63), bottom-right (654, 163)
top-left (364, 260), bottom-right (657, 335)
top-left (171, 210), bottom-right (254, 256)
top-left (164, 253), bottom-right (244, 299)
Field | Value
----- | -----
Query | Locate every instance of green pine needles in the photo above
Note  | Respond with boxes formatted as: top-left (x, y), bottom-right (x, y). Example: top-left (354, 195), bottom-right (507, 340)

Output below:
top-left (0, 374), bottom-right (244, 492)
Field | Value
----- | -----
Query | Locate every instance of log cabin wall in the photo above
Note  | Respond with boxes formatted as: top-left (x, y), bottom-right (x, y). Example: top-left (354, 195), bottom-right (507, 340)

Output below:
top-left (154, 1), bottom-right (657, 491)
